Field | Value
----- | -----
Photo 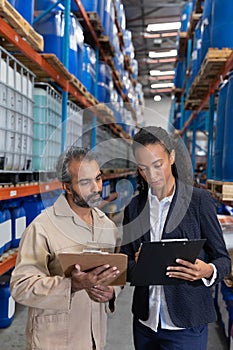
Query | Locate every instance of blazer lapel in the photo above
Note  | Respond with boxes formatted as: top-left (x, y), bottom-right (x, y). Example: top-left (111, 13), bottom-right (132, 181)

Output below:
top-left (137, 193), bottom-right (150, 241)
top-left (162, 179), bottom-right (193, 237)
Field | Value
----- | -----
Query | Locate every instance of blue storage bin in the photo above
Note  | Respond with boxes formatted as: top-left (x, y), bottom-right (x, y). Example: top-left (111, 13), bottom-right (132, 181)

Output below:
top-left (222, 73), bottom-right (233, 181)
top-left (34, 0), bottom-right (64, 11)
top-left (211, 0), bottom-right (233, 49)
top-left (200, 0), bottom-right (212, 63)
top-left (22, 195), bottom-right (44, 226)
top-left (0, 205), bottom-right (12, 256)
top-left (214, 81), bottom-right (228, 180)
top-left (14, 0), bottom-right (34, 25)
top-left (8, 0), bottom-right (16, 6)
top-left (9, 199), bottom-right (26, 248)
top-left (97, 0), bottom-right (105, 26)
top-left (0, 274), bottom-right (15, 328)
top-left (80, 44), bottom-right (96, 96)
top-left (180, 1), bottom-right (193, 32)
top-left (71, 0), bottom-right (97, 12)
top-left (33, 11), bottom-right (78, 77)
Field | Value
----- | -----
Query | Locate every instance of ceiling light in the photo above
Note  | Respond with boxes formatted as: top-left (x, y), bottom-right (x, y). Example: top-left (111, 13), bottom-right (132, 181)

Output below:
top-left (150, 70), bottom-right (175, 76)
top-left (154, 95), bottom-right (162, 102)
top-left (151, 82), bottom-right (174, 89)
top-left (153, 38), bottom-right (162, 46)
top-left (147, 22), bottom-right (181, 32)
top-left (149, 50), bottom-right (177, 58)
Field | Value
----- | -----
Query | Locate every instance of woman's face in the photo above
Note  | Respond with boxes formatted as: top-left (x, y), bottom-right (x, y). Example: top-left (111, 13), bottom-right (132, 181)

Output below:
top-left (134, 143), bottom-right (175, 199)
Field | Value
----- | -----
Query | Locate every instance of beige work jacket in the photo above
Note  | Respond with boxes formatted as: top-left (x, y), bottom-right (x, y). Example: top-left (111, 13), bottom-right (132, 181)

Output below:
top-left (10, 194), bottom-right (122, 350)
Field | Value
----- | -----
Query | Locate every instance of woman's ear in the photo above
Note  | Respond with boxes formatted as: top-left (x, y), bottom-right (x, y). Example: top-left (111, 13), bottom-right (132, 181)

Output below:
top-left (170, 150), bottom-right (175, 165)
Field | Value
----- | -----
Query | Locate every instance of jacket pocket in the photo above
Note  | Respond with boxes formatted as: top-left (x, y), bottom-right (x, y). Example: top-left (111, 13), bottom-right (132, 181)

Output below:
top-left (32, 312), bottom-right (69, 350)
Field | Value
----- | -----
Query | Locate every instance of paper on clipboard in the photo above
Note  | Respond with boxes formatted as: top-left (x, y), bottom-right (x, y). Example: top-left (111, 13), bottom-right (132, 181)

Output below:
top-left (131, 239), bottom-right (206, 286)
top-left (58, 252), bottom-right (128, 286)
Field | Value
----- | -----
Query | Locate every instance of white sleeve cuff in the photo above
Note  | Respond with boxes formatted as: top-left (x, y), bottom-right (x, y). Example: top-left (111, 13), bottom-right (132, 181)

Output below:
top-left (202, 263), bottom-right (217, 287)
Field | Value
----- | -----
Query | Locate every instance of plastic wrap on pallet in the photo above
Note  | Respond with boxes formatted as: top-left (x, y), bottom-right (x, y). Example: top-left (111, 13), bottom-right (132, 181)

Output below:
top-left (0, 46), bottom-right (34, 171)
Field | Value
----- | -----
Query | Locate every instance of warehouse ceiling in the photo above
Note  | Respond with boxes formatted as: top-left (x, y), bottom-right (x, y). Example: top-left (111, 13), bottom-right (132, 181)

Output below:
top-left (122, 0), bottom-right (188, 98)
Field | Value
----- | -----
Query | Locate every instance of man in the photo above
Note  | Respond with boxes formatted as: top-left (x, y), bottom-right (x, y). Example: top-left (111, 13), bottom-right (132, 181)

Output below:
top-left (10, 146), bottom-right (121, 350)
top-left (120, 126), bottom-right (231, 350)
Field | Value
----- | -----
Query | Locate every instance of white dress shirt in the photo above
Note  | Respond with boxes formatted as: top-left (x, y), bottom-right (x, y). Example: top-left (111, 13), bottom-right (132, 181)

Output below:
top-left (140, 186), bottom-right (217, 332)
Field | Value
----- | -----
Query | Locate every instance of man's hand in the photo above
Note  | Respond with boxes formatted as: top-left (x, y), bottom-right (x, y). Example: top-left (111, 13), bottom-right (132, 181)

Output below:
top-left (166, 258), bottom-right (214, 281)
top-left (71, 264), bottom-right (119, 293)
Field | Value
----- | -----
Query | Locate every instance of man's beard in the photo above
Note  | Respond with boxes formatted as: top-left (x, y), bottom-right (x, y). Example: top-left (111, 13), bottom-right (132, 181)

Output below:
top-left (70, 187), bottom-right (102, 208)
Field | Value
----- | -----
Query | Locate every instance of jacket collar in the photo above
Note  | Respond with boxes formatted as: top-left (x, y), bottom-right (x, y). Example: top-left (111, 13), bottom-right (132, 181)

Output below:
top-left (53, 193), bottom-right (105, 220)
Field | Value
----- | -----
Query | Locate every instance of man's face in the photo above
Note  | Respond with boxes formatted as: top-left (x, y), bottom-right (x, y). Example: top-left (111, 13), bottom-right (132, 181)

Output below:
top-left (134, 143), bottom-right (175, 198)
top-left (65, 159), bottom-right (103, 208)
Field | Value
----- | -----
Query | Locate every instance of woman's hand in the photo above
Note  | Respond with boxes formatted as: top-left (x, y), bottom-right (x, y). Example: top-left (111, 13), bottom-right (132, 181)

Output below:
top-left (166, 258), bottom-right (214, 281)
top-left (86, 285), bottom-right (115, 303)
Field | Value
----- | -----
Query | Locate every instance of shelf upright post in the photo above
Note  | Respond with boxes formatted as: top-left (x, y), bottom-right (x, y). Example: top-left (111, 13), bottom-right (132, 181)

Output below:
top-left (179, 51), bottom-right (187, 137)
top-left (168, 98), bottom-right (176, 131)
top-left (191, 117), bottom-right (197, 172)
top-left (207, 93), bottom-right (215, 179)
top-left (185, 38), bottom-right (192, 96)
top-left (91, 47), bottom-right (99, 149)
top-left (61, 0), bottom-right (71, 151)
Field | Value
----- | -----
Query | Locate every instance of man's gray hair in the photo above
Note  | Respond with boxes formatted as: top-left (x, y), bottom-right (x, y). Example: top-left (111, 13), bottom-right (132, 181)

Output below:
top-left (56, 146), bottom-right (96, 183)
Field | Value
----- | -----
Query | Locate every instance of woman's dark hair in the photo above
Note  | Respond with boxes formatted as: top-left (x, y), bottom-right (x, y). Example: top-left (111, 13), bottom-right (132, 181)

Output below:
top-left (132, 126), bottom-right (193, 193)
top-left (56, 146), bottom-right (96, 183)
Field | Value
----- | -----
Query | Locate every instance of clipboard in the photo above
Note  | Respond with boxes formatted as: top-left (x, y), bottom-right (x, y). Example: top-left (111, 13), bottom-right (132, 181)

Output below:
top-left (131, 239), bottom-right (206, 286)
top-left (58, 252), bottom-right (128, 286)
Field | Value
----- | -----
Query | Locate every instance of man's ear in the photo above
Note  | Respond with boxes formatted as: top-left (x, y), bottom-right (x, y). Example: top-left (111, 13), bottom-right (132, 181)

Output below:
top-left (170, 150), bottom-right (175, 165)
top-left (63, 183), bottom-right (72, 194)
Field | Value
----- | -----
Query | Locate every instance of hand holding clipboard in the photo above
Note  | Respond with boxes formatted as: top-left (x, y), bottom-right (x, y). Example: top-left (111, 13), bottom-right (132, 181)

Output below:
top-left (131, 239), bottom-right (206, 286)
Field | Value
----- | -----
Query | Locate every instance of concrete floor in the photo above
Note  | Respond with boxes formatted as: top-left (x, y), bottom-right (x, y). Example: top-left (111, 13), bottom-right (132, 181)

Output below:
top-left (0, 283), bottom-right (229, 350)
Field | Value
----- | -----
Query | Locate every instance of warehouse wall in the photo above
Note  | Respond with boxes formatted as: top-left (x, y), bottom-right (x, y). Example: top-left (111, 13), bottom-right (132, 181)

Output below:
top-left (144, 97), bottom-right (172, 129)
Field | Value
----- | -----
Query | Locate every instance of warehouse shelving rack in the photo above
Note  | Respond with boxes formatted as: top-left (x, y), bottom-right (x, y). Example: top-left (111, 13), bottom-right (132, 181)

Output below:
top-left (0, 0), bottom-right (139, 275)
top-left (172, 0), bottom-right (233, 185)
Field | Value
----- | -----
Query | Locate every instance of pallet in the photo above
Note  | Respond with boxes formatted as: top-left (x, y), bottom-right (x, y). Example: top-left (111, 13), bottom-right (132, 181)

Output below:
top-left (184, 97), bottom-right (217, 110)
top-left (207, 179), bottom-right (233, 201)
top-left (185, 48), bottom-right (232, 109)
top-left (194, 0), bottom-right (203, 14)
top-left (69, 74), bottom-right (98, 106)
top-left (188, 12), bottom-right (202, 39)
top-left (105, 56), bottom-right (114, 70)
top-left (0, 0), bottom-right (43, 52)
top-left (13, 53), bottom-right (72, 81)
top-left (0, 171), bottom-right (33, 185)
top-left (113, 68), bottom-right (124, 89)
top-left (75, 11), bottom-right (103, 37)
top-left (172, 87), bottom-right (183, 102)
top-left (92, 103), bottom-right (116, 123)
top-left (124, 55), bottom-right (133, 75)
top-left (178, 32), bottom-right (188, 57)
top-left (99, 35), bottom-right (115, 57)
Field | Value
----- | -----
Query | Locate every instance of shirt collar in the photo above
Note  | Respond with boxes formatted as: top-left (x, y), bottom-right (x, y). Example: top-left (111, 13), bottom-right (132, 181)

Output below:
top-left (148, 185), bottom-right (175, 207)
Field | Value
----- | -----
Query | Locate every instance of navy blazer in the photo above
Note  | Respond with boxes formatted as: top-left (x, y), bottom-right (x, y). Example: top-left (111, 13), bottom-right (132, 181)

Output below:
top-left (120, 179), bottom-right (232, 328)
